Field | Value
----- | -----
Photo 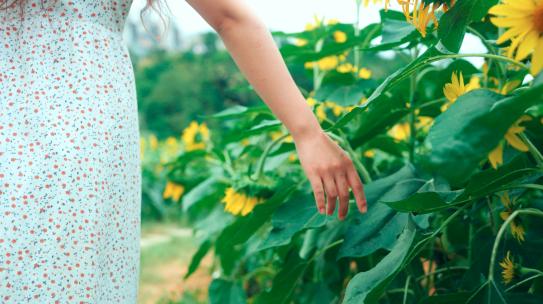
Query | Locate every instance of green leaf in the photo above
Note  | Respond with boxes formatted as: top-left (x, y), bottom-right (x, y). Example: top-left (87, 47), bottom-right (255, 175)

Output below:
top-left (278, 23), bottom-right (381, 63)
top-left (184, 238), bottom-right (212, 280)
top-left (462, 154), bottom-right (541, 198)
top-left (338, 166), bottom-right (419, 259)
top-left (314, 80), bottom-right (376, 106)
top-left (341, 93), bottom-right (410, 148)
top-left (438, 0), bottom-right (499, 53)
top-left (253, 247), bottom-right (310, 304)
top-left (256, 192), bottom-right (329, 251)
top-left (465, 280), bottom-right (507, 304)
top-left (203, 105), bottom-right (270, 120)
top-left (329, 47), bottom-right (445, 132)
top-left (337, 203), bottom-right (408, 259)
top-left (380, 9), bottom-right (418, 44)
top-left (342, 220), bottom-right (417, 304)
top-left (424, 84), bottom-right (543, 185)
top-left (382, 179), bottom-right (464, 213)
top-left (208, 278), bottom-right (247, 304)
top-left (181, 175), bottom-right (223, 212)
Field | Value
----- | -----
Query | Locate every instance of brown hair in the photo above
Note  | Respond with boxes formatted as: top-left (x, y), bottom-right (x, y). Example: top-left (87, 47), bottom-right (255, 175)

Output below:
top-left (0, 0), bottom-right (171, 39)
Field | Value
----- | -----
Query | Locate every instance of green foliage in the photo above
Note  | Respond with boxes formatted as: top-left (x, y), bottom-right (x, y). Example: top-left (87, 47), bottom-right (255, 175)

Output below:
top-left (154, 1), bottom-right (543, 303)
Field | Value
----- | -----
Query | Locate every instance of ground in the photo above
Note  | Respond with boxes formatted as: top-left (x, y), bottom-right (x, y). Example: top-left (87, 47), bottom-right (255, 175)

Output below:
top-left (138, 222), bottom-right (213, 304)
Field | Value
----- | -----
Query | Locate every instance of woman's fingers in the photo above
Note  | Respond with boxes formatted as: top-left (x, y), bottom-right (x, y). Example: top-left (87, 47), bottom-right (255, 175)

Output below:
top-left (346, 164), bottom-right (367, 214)
top-left (334, 171), bottom-right (350, 221)
top-left (309, 174), bottom-right (326, 214)
top-left (322, 172), bottom-right (338, 216)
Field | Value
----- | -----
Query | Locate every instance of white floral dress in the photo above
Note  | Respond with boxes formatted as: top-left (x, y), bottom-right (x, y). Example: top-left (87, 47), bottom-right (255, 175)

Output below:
top-left (0, 1), bottom-right (141, 303)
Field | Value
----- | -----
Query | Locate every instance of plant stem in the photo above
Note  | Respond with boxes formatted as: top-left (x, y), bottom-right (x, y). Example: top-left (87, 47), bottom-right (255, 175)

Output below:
top-left (505, 273), bottom-right (543, 292)
top-left (519, 132), bottom-right (543, 168)
top-left (466, 26), bottom-right (506, 84)
top-left (251, 132), bottom-right (290, 180)
top-left (403, 276), bottom-right (411, 304)
top-left (354, 0), bottom-right (362, 72)
top-left (488, 208), bottom-right (543, 282)
top-left (409, 47), bottom-right (419, 163)
top-left (436, 53), bottom-right (530, 71)
top-left (310, 239), bottom-right (344, 262)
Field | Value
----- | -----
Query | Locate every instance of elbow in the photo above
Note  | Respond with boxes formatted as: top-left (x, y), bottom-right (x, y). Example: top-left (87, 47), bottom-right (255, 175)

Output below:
top-left (213, 16), bottom-right (238, 35)
top-left (213, 14), bottom-right (264, 36)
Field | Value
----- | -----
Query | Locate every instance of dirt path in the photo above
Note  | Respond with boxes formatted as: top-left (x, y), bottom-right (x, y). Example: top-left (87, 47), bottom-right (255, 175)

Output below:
top-left (138, 226), bottom-right (213, 304)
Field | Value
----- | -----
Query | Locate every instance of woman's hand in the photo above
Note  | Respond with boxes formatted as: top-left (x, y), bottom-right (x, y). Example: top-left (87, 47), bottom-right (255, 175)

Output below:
top-left (185, 0), bottom-right (367, 219)
top-left (292, 128), bottom-right (367, 221)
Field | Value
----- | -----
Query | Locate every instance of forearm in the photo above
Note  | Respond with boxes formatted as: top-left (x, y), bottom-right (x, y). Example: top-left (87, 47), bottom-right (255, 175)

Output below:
top-left (216, 16), bottom-right (323, 140)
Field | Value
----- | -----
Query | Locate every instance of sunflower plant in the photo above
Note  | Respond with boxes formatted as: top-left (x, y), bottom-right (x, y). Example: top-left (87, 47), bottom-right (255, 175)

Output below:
top-left (159, 0), bottom-right (543, 303)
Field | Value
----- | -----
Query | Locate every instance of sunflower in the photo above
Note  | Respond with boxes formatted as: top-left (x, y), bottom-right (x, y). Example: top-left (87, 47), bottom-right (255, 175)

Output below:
top-left (333, 31), bottom-right (348, 43)
top-left (181, 121), bottom-right (210, 151)
top-left (221, 187), bottom-right (264, 216)
top-left (488, 115), bottom-right (532, 169)
top-left (362, 0), bottom-right (391, 10)
top-left (499, 192), bottom-right (526, 243)
top-left (442, 71), bottom-right (480, 111)
top-left (499, 251), bottom-right (516, 284)
top-left (304, 55), bottom-right (340, 71)
top-left (489, 0), bottom-right (543, 75)
top-left (389, 122), bottom-right (411, 141)
top-left (163, 181), bottom-right (185, 202)
top-left (398, 0), bottom-right (442, 37)
top-left (358, 67), bottom-right (372, 79)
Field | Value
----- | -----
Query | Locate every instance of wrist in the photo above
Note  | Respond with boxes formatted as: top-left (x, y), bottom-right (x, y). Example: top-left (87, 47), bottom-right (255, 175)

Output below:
top-left (288, 116), bottom-right (324, 142)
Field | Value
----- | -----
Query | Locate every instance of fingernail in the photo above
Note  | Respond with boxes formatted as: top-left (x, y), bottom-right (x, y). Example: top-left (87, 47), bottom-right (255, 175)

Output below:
top-left (319, 207), bottom-right (324, 214)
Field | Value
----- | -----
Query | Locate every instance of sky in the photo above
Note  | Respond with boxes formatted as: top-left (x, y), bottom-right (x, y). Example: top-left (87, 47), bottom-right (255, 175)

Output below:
top-left (128, 0), bottom-right (388, 34)
top-left (127, 0), bottom-right (485, 65)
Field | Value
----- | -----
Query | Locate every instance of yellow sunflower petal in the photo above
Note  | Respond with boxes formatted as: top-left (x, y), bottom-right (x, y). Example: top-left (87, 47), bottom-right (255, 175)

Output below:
top-left (505, 133), bottom-right (529, 152)
top-left (489, 142), bottom-right (504, 169)
top-left (531, 37), bottom-right (543, 75)
top-left (515, 30), bottom-right (539, 61)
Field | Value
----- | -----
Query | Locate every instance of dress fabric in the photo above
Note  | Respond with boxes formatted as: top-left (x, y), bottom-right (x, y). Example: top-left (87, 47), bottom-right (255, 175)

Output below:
top-left (0, 1), bottom-right (142, 303)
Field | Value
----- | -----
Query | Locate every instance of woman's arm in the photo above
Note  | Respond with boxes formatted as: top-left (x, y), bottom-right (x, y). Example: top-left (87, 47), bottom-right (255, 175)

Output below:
top-left (186, 0), bottom-right (367, 220)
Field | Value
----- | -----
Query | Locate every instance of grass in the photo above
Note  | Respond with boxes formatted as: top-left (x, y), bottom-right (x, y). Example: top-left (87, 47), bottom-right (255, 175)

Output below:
top-left (138, 221), bottom-right (212, 304)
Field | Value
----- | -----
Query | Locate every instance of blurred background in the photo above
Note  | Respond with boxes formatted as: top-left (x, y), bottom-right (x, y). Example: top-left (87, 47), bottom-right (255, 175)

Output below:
top-left (125, 1), bottom-right (487, 303)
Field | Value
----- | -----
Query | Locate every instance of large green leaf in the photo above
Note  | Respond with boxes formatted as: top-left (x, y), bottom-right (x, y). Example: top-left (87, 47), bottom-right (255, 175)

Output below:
top-left (208, 279), bottom-right (247, 304)
top-left (438, 0), bottom-right (499, 53)
top-left (337, 203), bottom-right (408, 259)
top-left (184, 239), bottom-right (212, 280)
top-left (462, 154), bottom-right (542, 198)
top-left (338, 170), bottom-right (424, 259)
top-left (343, 93), bottom-right (410, 148)
top-left (342, 220), bottom-right (417, 304)
top-left (329, 47), bottom-right (445, 132)
top-left (256, 192), bottom-right (329, 251)
top-left (424, 83), bottom-right (543, 185)
top-left (215, 182), bottom-right (298, 274)
top-left (382, 179), bottom-right (464, 213)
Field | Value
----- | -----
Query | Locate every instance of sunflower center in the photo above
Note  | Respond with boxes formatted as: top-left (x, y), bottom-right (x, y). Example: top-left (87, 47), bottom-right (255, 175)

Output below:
top-left (534, 5), bottom-right (543, 33)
